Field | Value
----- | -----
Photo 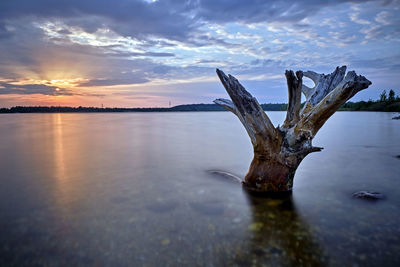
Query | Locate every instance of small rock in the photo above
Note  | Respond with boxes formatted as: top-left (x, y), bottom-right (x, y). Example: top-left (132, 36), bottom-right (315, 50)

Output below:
top-left (395, 155), bottom-right (400, 159)
top-left (392, 115), bottom-right (400, 120)
top-left (352, 191), bottom-right (384, 200)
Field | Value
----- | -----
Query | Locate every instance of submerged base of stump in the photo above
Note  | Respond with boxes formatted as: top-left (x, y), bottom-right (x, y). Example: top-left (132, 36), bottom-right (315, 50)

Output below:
top-left (242, 182), bottom-right (293, 197)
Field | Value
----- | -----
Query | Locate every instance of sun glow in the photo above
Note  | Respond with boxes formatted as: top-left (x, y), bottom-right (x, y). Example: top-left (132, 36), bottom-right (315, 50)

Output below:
top-left (47, 78), bottom-right (87, 88)
top-left (9, 77), bottom-right (88, 89)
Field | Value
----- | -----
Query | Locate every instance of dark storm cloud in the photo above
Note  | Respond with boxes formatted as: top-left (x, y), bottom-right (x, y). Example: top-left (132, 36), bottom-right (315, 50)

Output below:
top-left (0, 0), bottom-right (385, 42)
top-left (0, 21), bottom-right (54, 76)
top-left (195, 0), bottom-right (375, 24)
top-left (0, 82), bottom-right (72, 95)
top-left (0, 0), bottom-right (198, 41)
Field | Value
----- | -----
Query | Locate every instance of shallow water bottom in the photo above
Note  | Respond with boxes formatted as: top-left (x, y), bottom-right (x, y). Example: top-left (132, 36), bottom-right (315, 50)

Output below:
top-left (0, 112), bottom-right (399, 266)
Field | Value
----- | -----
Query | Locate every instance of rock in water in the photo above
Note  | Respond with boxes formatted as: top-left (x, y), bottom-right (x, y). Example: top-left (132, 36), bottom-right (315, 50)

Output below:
top-left (392, 115), bottom-right (400, 120)
top-left (352, 191), bottom-right (384, 200)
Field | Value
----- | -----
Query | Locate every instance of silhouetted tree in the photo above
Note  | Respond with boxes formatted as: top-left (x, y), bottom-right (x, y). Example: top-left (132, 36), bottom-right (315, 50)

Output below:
top-left (380, 90), bottom-right (387, 102)
top-left (388, 89), bottom-right (395, 102)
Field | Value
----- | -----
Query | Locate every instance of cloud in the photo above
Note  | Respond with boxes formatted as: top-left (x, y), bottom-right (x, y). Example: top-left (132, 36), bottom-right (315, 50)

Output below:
top-left (360, 23), bottom-right (400, 40)
top-left (350, 55), bottom-right (400, 70)
top-left (250, 59), bottom-right (283, 67)
top-left (78, 77), bottom-right (149, 87)
top-left (133, 52), bottom-right (175, 57)
top-left (329, 31), bottom-right (358, 47)
top-left (0, 22), bottom-right (13, 39)
top-left (349, 12), bottom-right (371, 25)
top-left (0, 0), bottom-right (386, 44)
top-left (195, 0), bottom-right (377, 24)
top-left (0, 0), bottom-right (399, 106)
top-left (106, 51), bottom-right (176, 58)
top-left (0, 82), bottom-right (72, 95)
top-left (152, 65), bottom-right (173, 75)
top-left (375, 11), bottom-right (391, 25)
top-left (0, 0), bottom-right (198, 42)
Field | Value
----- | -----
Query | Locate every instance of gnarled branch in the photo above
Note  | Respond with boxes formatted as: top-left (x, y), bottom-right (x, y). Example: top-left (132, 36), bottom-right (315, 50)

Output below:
top-left (283, 70), bottom-right (303, 128)
top-left (214, 69), bottom-right (280, 151)
top-left (303, 66), bottom-right (347, 107)
top-left (297, 70), bottom-right (371, 136)
top-left (214, 98), bottom-right (238, 116)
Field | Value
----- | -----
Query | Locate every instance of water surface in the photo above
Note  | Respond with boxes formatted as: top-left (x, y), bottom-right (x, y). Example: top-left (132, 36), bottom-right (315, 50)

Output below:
top-left (0, 112), bottom-right (399, 266)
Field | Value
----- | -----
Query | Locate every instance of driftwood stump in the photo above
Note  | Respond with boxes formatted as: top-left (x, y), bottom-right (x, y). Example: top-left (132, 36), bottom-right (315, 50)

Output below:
top-left (215, 66), bottom-right (371, 193)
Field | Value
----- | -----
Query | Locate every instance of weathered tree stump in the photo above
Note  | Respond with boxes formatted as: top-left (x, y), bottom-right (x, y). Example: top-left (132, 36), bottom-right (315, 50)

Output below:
top-left (215, 66), bottom-right (371, 193)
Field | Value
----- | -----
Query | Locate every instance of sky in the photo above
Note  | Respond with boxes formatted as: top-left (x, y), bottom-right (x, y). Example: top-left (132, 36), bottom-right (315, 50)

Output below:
top-left (0, 0), bottom-right (399, 108)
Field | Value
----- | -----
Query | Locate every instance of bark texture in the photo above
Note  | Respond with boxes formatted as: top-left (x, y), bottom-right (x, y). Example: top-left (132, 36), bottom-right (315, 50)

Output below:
top-left (214, 66), bottom-right (371, 193)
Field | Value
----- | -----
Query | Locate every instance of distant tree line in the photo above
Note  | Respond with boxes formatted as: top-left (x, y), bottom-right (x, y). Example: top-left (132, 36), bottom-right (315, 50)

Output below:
top-left (0, 90), bottom-right (399, 113)
top-left (0, 103), bottom-right (287, 113)
top-left (0, 106), bottom-right (170, 113)
top-left (340, 89), bottom-right (400, 112)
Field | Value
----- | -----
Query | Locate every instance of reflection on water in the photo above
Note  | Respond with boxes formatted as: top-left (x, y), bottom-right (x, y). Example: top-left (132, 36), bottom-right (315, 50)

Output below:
top-left (0, 112), bottom-right (399, 266)
top-left (53, 113), bottom-right (71, 216)
top-left (235, 193), bottom-right (327, 266)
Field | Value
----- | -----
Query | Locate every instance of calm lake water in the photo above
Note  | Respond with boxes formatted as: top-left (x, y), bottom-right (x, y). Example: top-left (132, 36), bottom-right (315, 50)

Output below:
top-left (0, 112), bottom-right (399, 266)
